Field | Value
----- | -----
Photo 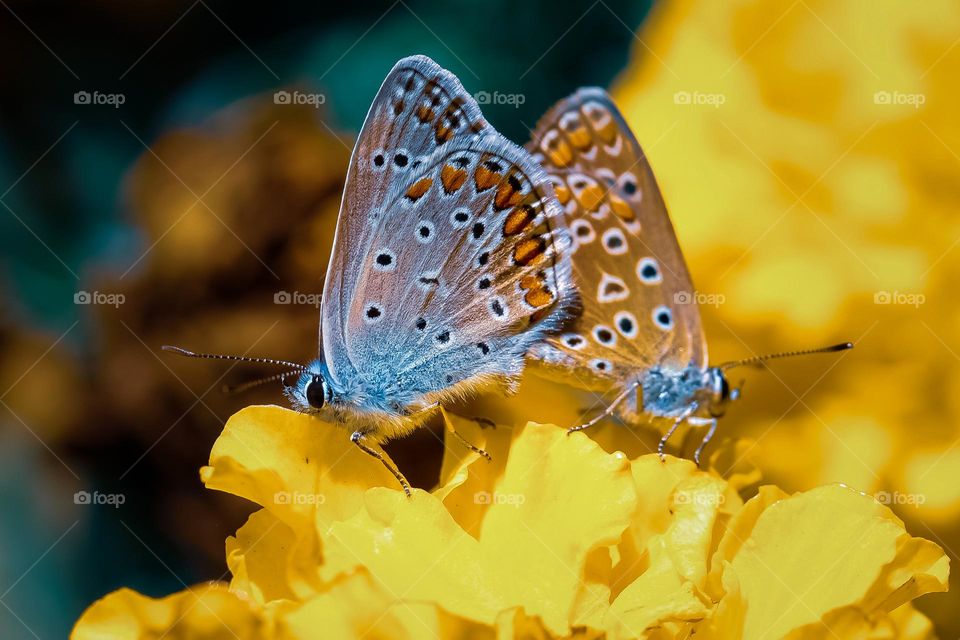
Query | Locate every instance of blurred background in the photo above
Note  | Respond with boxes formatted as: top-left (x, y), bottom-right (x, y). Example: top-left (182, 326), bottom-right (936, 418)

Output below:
top-left (1, 0), bottom-right (958, 636)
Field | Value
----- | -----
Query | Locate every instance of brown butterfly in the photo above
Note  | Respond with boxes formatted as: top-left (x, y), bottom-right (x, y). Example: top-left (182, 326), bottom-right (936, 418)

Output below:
top-left (526, 88), bottom-right (851, 463)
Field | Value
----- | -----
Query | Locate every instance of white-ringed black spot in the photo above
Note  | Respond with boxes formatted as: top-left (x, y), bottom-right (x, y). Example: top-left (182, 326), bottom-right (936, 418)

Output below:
top-left (373, 249), bottom-right (396, 272)
top-left (450, 208), bottom-right (470, 229)
top-left (477, 251), bottom-right (489, 267)
top-left (637, 257), bottom-right (662, 284)
top-left (416, 317), bottom-right (427, 331)
top-left (563, 334), bottom-right (586, 350)
top-left (363, 303), bottom-right (383, 324)
top-left (471, 222), bottom-right (485, 240)
top-left (436, 330), bottom-right (451, 345)
top-left (373, 153), bottom-right (385, 168)
top-left (416, 220), bottom-right (435, 243)
top-left (652, 305), bottom-right (674, 331)
top-left (602, 228), bottom-right (627, 255)
top-left (446, 374), bottom-right (453, 384)
top-left (477, 276), bottom-right (491, 290)
top-left (489, 297), bottom-right (507, 320)
top-left (570, 219), bottom-right (595, 244)
top-left (590, 358), bottom-right (613, 373)
top-left (614, 311), bottom-right (638, 338)
top-left (477, 342), bottom-right (490, 355)
top-left (394, 153), bottom-right (408, 167)
top-left (593, 324), bottom-right (616, 347)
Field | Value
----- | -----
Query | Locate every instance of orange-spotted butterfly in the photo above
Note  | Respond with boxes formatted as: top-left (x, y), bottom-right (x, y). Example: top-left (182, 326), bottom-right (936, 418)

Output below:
top-left (526, 88), bottom-right (851, 463)
top-left (165, 56), bottom-right (577, 494)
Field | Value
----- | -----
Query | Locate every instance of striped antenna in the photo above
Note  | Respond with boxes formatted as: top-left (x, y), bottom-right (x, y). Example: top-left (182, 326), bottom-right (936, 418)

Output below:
top-left (720, 342), bottom-right (853, 371)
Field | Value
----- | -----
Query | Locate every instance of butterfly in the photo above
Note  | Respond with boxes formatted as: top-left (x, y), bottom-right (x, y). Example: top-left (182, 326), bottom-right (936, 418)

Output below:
top-left (525, 88), bottom-right (851, 463)
top-left (165, 56), bottom-right (576, 494)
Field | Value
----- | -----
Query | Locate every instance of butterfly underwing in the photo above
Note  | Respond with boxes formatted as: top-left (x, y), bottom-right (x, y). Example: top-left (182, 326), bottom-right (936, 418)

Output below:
top-left (526, 88), bottom-right (849, 463)
top-left (167, 56), bottom-right (577, 495)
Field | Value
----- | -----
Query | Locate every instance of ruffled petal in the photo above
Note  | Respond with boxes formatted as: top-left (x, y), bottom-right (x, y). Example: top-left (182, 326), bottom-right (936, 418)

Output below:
top-left (71, 583), bottom-right (266, 640)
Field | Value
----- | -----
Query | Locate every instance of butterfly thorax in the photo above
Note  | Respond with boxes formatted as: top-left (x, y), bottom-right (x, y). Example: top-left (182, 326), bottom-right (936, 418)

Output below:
top-left (640, 365), bottom-right (730, 420)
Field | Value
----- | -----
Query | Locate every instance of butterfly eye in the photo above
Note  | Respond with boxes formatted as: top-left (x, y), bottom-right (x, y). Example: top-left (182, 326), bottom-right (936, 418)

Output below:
top-left (304, 375), bottom-right (327, 409)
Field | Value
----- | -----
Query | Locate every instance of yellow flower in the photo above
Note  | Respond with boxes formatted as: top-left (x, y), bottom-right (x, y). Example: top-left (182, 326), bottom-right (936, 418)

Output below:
top-left (604, 0), bottom-right (960, 630)
top-left (72, 406), bottom-right (948, 639)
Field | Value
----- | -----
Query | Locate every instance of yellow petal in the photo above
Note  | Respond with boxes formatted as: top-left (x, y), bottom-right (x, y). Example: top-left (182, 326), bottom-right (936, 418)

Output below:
top-left (434, 411), bottom-right (516, 537)
top-left (281, 571), bottom-right (491, 640)
top-left (201, 405), bottom-right (402, 598)
top-left (478, 423), bottom-right (636, 635)
top-left (226, 508), bottom-right (297, 604)
top-left (605, 536), bottom-right (710, 639)
top-left (71, 583), bottom-right (265, 640)
top-left (711, 484), bottom-right (949, 638)
top-left (319, 488), bottom-right (508, 625)
top-left (200, 405), bottom-right (399, 521)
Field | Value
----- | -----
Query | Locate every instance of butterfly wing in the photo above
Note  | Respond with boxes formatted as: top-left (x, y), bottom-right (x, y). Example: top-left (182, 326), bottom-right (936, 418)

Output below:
top-left (526, 88), bottom-right (706, 392)
top-left (321, 56), bottom-right (574, 414)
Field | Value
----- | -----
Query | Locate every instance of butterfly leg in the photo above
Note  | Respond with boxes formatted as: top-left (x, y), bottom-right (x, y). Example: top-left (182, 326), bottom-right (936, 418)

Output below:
top-left (406, 404), bottom-right (493, 462)
top-left (658, 403), bottom-right (698, 461)
top-left (448, 423), bottom-right (493, 461)
top-left (693, 418), bottom-right (719, 467)
top-left (567, 381), bottom-right (641, 435)
top-left (350, 430), bottom-right (412, 497)
top-left (432, 406), bottom-right (492, 461)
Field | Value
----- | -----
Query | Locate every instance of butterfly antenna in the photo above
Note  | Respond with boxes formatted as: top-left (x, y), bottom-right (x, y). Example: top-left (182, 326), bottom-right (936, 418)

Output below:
top-left (222, 370), bottom-right (301, 395)
top-left (720, 342), bottom-right (853, 371)
top-left (162, 345), bottom-right (306, 372)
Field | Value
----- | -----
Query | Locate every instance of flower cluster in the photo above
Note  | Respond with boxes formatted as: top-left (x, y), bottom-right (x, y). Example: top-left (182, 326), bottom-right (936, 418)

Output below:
top-left (72, 406), bottom-right (947, 639)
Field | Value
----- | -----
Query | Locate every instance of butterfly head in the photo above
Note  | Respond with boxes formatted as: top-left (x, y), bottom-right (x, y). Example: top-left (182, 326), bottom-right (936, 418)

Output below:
top-left (286, 359), bottom-right (335, 414)
top-left (702, 367), bottom-right (740, 418)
